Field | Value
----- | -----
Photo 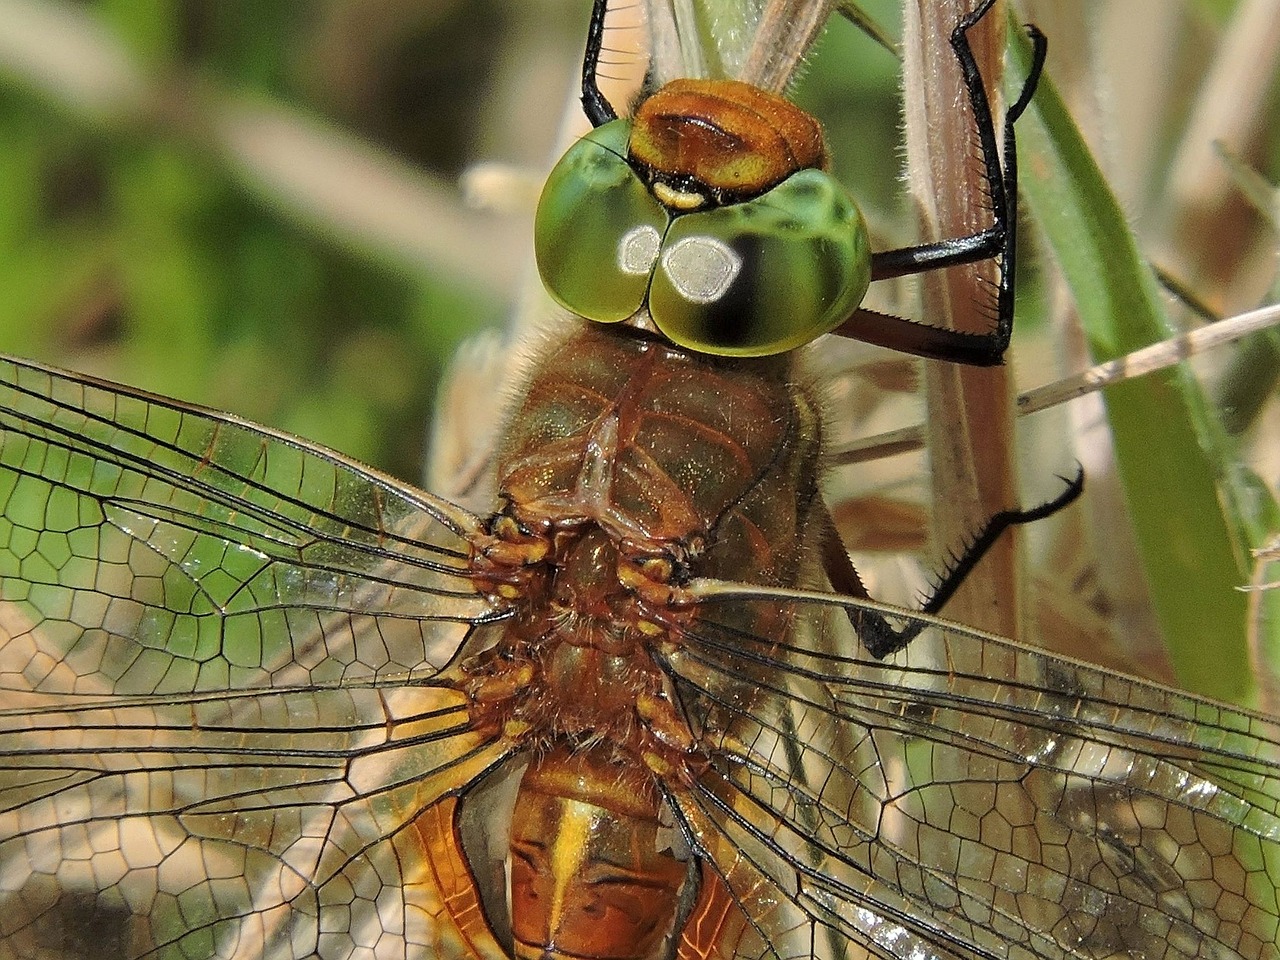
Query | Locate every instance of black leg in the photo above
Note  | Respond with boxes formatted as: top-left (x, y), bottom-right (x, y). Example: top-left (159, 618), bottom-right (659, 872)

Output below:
top-left (835, 306), bottom-right (1005, 367)
top-left (835, 466), bottom-right (1084, 659)
top-left (581, 0), bottom-right (619, 127)
top-left (834, 2), bottom-right (1049, 366)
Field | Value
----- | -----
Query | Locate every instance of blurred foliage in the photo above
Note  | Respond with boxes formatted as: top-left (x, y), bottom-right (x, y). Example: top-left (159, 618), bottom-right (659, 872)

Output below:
top-left (1012, 25), bottom-right (1269, 704)
top-left (0, 0), bottom-right (532, 481)
top-left (0, 0), bottom-right (906, 483)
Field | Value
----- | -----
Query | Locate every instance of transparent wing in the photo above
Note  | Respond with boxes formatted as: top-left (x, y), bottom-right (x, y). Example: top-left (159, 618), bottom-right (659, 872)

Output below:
top-left (6, 354), bottom-right (1280, 960)
top-left (0, 356), bottom-right (512, 959)
top-left (645, 0), bottom-right (766, 84)
top-left (642, 0), bottom-right (837, 91)
top-left (0, 354), bottom-right (497, 697)
top-left (665, 598), bottom-right (1280, 960)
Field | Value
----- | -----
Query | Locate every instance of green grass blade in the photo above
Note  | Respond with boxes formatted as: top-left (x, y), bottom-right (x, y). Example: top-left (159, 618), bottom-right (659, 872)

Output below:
top-left (1009, 25), bottom-right (1263, 706)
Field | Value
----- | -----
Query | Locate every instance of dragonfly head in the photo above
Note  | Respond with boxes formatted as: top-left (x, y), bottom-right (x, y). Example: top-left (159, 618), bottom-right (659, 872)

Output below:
top-left (534, 79), bottom-right (871, 358)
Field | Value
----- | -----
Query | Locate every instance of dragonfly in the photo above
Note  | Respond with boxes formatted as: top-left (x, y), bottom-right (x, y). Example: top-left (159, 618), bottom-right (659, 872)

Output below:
top-left (2, 1), bottom-right (1279, 959)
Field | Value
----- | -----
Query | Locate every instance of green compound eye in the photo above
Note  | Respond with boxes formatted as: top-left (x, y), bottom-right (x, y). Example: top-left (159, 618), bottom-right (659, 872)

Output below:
top-left (535, 125), bottom-right (871, 357)
top-left (535, 120), bottom-right (669, 324)
top-left (648, 169), bottom-right (871, 357)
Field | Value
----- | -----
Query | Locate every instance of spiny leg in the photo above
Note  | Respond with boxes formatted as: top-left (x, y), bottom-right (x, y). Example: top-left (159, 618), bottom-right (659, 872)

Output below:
top-left (581, 0), bottom-right (619, 127)
top-left (834, 2), bottom-right (1048, 366)
top-left (826, 466), bottom-right (1083, 659)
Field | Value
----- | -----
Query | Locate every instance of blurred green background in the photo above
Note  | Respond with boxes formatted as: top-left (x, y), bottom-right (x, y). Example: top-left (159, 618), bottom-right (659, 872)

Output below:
top-left (0, 0), bottom-right (567, 481)
top-left (0, 0), bottom-right (906, 483)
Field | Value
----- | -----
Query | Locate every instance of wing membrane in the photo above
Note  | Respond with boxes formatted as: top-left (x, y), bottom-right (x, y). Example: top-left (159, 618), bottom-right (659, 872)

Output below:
top-left (0, 355), bottom-right (497, 697)
top-left (665, 601), bottom-right (1280, 959)
top-left (5, 355), bottom-right (1280, 959)
top-left (0, 356), bottom-right (513, 959)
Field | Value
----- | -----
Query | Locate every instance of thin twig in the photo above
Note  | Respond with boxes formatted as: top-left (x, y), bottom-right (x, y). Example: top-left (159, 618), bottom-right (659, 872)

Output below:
top-left (832, 302), bottom-right (1280, 465)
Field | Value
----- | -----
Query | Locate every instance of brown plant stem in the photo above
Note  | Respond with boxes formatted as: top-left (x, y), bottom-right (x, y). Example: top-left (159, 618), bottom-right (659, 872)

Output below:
top-left (904, 0), bottom-right (1021, 639)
